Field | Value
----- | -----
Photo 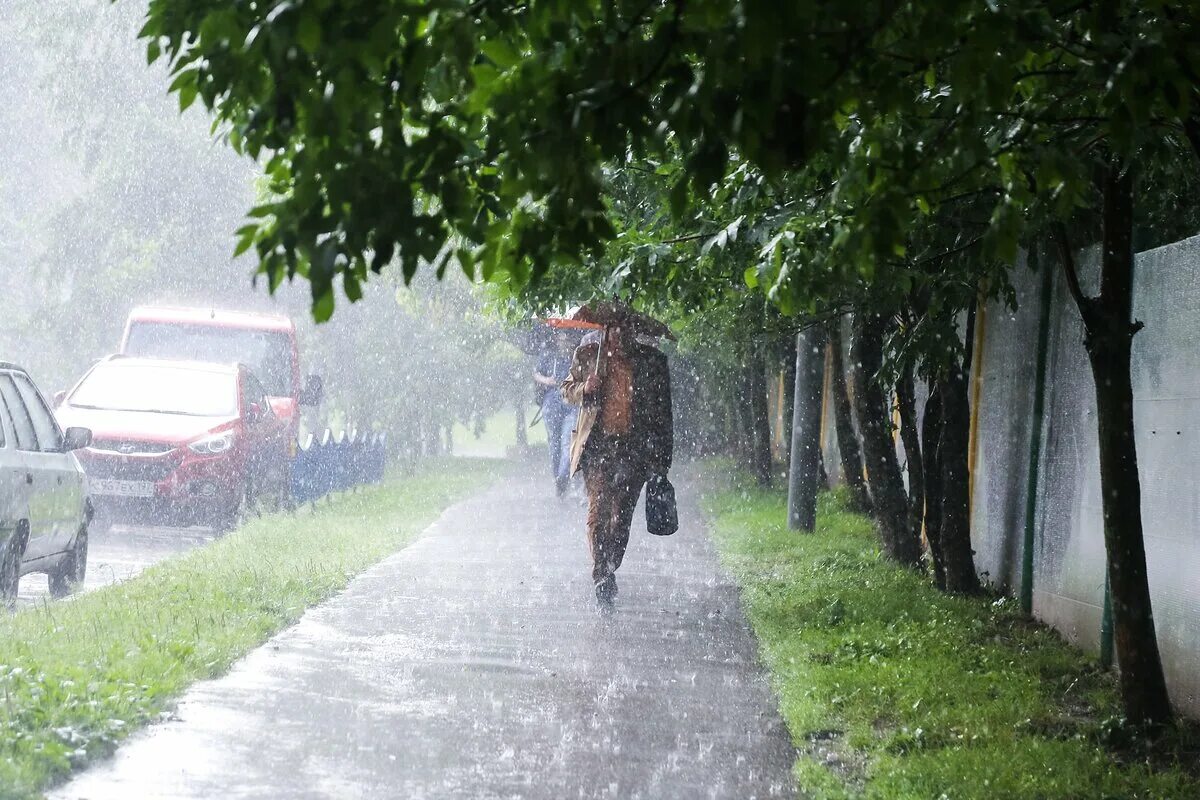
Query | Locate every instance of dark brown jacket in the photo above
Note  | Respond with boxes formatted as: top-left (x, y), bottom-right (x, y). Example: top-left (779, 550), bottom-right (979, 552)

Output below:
top-left (561, 341), bottom-right (673, 477)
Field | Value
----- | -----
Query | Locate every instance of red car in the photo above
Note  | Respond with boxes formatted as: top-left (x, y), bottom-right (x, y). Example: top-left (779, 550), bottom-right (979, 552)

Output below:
top-left (56, 357), bottom-right (290, 531)
top-left (119, 306), bottom-right (323, 445)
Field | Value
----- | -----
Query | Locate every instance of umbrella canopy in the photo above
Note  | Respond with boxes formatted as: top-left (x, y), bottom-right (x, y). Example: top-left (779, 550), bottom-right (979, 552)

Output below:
top-left (548, 299), bottom-right (676, 340)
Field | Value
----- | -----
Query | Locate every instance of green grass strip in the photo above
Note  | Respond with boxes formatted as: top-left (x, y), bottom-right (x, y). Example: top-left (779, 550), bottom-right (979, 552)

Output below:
top-left (705, 476), bottom-right (1199, 799)
top-left (0, 457), bottom-right (500, 799)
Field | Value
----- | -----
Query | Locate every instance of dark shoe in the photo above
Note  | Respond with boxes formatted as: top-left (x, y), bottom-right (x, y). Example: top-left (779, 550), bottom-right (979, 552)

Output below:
top-left (595, 574), bottom-right (617, 605)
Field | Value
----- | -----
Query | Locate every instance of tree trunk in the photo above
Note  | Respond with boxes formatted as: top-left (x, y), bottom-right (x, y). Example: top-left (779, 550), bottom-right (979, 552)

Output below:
top-left (895, 362), bottom-right (924, 551)
top-left (851, 312), bottom-right (920, 566)
top-left (514, 399), bottom-right (528, 448)
top-left (828, 319), bottom-right (871, 513)
top-left (415, 414), bottom-right (427, 457)
top-left (428, 411), bottom-right (443, 455)
top-left (734, 362), bottom-right (755, 470)
top-left (716, 384), bottom-right (732, 456)
top-left (782, 331), bottom-right (798, 462)
top-left (1056, 163), bottom-right (1172, 726)
top-left (748, 342), bottom-right (774, 487)
top-left (921, 386), bottom-right (947, 589)
top-left (419, 413), bottom-right (437, 456)
top-left (937, 364), bottom-right (981, 595)
top-left (787, 327), bottom-right (825, 530)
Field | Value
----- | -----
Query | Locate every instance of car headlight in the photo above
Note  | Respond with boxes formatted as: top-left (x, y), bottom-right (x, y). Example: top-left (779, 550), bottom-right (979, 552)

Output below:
top-left (188, 430), bottom-right (235, 455)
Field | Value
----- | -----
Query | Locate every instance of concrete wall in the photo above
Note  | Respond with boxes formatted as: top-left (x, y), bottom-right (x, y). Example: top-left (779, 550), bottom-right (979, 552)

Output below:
top-left (820, 233), bottom-right (1200, 719)
top-left (971, 235), bottom-right (1200, 717)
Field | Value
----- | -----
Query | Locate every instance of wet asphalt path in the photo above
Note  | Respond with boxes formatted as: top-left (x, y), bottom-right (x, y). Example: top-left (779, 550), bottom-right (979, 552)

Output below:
top-left (52, 472), bottom-right (796, 800)
top-left (18, 525), bottom-right (215, 606)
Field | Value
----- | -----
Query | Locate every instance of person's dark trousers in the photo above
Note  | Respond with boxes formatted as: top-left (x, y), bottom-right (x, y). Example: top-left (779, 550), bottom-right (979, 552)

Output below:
top-left (581, 437), bottom-right (647, 597)
top-left (542, 394), bottom-right (566, 482)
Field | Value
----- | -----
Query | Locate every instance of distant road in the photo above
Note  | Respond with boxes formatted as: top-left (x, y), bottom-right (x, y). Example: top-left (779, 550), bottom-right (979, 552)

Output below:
top-left (18, 524), bottom-right (216, 607)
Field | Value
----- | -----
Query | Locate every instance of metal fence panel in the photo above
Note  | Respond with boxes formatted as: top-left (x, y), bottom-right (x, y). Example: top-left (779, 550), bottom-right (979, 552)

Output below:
top-left (289, 427), bottom-right (388, 505)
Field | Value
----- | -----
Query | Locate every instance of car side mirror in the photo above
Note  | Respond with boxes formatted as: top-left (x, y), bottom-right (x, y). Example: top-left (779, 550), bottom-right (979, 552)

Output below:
top-left (53, 390), bottom-right (66, 408)
top-left (298, 374), bottom-right (324, 407)
top-left (62, 427), bottom-right (92, 452)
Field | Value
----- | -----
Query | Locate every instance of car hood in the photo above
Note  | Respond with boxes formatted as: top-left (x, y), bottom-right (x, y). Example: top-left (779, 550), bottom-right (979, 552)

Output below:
top-left (56, 406), bottom-right (237, 445)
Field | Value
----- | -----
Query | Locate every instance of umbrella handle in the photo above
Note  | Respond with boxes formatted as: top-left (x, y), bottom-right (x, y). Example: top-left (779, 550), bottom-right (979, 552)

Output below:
top-left (593, 328), bottom-right (606, 377)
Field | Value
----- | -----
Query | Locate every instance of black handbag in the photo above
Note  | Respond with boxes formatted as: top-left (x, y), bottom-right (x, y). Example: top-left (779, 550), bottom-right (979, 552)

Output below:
top-left (645, 474), bottom-right (678, 536)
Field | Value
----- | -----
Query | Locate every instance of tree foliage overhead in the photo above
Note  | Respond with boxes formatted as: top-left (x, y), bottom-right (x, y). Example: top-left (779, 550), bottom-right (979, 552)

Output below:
top-left (138, 0), bottom-right (1200, 317)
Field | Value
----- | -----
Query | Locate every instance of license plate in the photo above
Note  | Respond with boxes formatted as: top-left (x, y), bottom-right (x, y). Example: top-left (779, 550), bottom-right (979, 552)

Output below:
top-left (91, 479), bottom-right (155, 498)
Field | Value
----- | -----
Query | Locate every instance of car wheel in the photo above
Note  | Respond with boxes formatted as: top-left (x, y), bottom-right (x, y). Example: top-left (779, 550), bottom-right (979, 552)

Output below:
top-left (212, 484), bottom-right (248, 534)
top-left (48, 522), bottom-right (88, 599)
top-left (277, 460), bottom-right (295, 513)
top-left (242, 472), bottom-right (264, 519)
top-left (0, 527), bottom-right (26, 610)
top-left (90, 514), bottom-right (113, 537)
top-left (265, 460), bottom-right (292, 514)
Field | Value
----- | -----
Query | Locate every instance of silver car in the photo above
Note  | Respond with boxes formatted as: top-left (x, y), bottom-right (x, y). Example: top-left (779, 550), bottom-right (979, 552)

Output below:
top-left (0, 362), bottom-right (92, 606)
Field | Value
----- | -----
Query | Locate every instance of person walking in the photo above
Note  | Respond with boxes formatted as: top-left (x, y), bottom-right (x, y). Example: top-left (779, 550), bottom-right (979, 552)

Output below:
top-left (561, 317), bottom-right (673, 605)
top-left (534, 331), bottom-right (578, 496)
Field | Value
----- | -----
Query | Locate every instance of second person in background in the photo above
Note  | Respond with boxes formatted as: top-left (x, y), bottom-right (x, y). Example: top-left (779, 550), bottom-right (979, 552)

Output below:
top-left (533, 331), bottom-right (579, 497)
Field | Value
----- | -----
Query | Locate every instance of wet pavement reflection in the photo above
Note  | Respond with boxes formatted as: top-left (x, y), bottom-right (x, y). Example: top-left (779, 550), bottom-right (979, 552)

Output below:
top-left (51, 473), bottom-right (795, 799)
top-left (18, 524), bottom-right (216, 606)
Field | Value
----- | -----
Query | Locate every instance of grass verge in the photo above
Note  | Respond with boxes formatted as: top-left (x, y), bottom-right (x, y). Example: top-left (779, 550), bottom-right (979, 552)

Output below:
top-left (705, 474), bottom-right (1199, 799)
top-left (0, 457), bottom-right (500, 799)
top-left (452, 408), bottom-right (546, 458)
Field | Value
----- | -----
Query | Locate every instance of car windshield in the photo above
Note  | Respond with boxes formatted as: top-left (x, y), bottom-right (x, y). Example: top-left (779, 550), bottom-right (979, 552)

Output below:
top-left (69, 363), bottom-right (237, 417)
top-left (124, 321), bottom-right (293, 397)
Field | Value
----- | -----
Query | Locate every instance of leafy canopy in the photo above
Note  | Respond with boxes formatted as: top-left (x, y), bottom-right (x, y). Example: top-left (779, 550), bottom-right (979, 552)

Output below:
top-left (136, 0), bottom-right (1200, 320)
top-left (133, 0), bottom-right (948, 317)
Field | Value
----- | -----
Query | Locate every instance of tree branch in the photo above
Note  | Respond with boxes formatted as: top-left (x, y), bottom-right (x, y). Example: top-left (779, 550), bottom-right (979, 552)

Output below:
top-left (587, 0), bottom-right (683, 111)
top-left (913, 234), bottom-right (986, 267)
top-left (1052, 221), bottom-right (1090, 312)
top-left (659, 230), bottom-right (715, 245)
top-left (1013, 68), bottom-right (1079, 83)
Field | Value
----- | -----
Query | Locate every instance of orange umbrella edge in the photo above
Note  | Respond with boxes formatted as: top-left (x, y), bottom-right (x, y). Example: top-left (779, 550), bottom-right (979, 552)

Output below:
top-left (542, 318), bottom-right (606, 330)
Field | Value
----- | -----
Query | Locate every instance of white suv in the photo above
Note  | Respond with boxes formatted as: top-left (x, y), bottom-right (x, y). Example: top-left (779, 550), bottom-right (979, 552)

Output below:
top-left (0, 362), bottom-right (92, 606)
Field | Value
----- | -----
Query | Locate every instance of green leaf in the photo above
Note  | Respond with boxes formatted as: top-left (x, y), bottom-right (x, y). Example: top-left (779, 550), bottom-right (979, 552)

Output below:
top-left (343, 272), bottom-right (363, 302)
top-left (744, 266), bottom-right (759, 288)
top-left (313, 289), bottom-right (335, 323)
top-left (480, 39), bottom-right (520, 70)
top-left (668, 179), bottom-right (689, 219)
top-left (179, 83), bottom-right (198, 113)
top-left (233, 224), bottom-right (259, 257)
top-left (168, 67), bottom-right (197, 92)
top-left (297, 13), bottom-right (323, 55)
top-left (458, 247), bottom-right (476, 281)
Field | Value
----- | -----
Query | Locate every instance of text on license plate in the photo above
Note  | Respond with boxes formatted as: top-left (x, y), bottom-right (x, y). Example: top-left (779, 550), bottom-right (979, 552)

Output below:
top-left (91, 479), bottom-right (155, 498)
